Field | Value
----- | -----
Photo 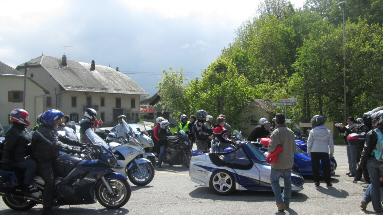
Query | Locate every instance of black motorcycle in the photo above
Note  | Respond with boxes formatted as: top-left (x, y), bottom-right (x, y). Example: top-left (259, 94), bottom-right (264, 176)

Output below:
top-left (163, 130), bottom-right (192, 168)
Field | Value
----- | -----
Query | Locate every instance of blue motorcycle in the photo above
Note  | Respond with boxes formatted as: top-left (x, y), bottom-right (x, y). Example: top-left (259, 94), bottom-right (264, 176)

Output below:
top-left (0, 128), bottom-right (131, 211)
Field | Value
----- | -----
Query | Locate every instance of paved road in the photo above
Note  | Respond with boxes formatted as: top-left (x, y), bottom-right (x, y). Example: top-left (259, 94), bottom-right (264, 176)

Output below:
top-left (0, 145), bottom-right (381, 215)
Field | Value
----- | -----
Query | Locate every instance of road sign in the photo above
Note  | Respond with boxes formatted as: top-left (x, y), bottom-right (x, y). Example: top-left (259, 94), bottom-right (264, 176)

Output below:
top-left (286, 119), bottom-right (292, 123)
top-left (271, 102), bottom-right (293, 106)
top-left (299, 123), bottom-right (312, 127)
top-left (279, 98), bottom-right (298, 102)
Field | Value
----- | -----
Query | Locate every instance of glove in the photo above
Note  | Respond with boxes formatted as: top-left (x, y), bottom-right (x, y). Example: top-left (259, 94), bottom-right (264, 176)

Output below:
top-left (70, 147), bottom-right (82, 154)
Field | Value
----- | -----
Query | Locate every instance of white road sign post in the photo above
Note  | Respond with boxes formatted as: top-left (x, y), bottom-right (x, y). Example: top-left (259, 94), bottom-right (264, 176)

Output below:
top-left (272, 98), bottom-right (298, 118)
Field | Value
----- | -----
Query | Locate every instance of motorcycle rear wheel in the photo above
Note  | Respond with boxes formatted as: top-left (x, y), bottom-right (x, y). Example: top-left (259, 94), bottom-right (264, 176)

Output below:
top-left (95, 179), bottom-right (131, 209)
top-left (182, 151), bottom-right (192, 168)
top-left (2, 196), bottom-right (36, 211)
top-left (127, 162), bottom-right (154, 186)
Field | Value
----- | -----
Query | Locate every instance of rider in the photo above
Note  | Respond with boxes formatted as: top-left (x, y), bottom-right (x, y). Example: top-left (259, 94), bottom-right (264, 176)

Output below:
top-left (157, 121), bottom-right (172, 168)
top-left (213, 116), bottom-right (234, 150)
top-left (2, 109), bottom-right (38, 196)
top-left (178, 114), bottom-right (190, 132)
top-left (247, 118), bottom-right (271, 141)
top-left (32, 114), bottom-right (43, 131)
top-left (79, 108), bottom-right (97, 144)
top-left (204, 115), bottom-right (214, 149)
top-left (116, 115), bottom-right (129, 139)
top-left (153, 117), bottom-right (165, 156)
top-left (193, 110), bottom-right (211, 150)
top-left (32, 109), bottom-right (82, 215)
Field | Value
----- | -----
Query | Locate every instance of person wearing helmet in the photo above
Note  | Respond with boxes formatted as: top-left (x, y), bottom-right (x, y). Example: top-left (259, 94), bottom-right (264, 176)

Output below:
top-left (247, 118), bottom-right (271, 141)
top-left (33, 113), bottom-right (43, 131)
top-left (79, 108), bottom-right (97, 144)
top-left (116, 115), bottom-right (129, 139)
top-left (219, 114), bottom-right (232, 137)
top-left (178, 114), bottom-right (190, 132)
top-left (2, 109), bottom-right (38, 197)
top-left (193, 110), bottom-right (211, 150)
top-left (153, 117), bottom-right (165, 156)
top-left (157, 121), bottom-right (172, 168)
top-left (213, 116), bottom-right (234, 150)
top-left (188, 115), bottom-right (197, 147)
top-left (32, 109), bottom-right (82, 215)
top-left (307, 115), bottom-right (334, 187)
top-left (359, 110), bottom-right (383, 212)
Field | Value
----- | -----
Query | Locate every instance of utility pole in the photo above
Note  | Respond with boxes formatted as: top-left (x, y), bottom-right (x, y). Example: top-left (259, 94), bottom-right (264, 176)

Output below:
top-left (23, 63), bottom-right (27, 109)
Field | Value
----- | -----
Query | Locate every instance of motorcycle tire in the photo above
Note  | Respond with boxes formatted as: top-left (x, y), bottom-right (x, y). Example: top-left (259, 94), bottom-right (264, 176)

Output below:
top-left (182, 151), bottom-right (192, 168)
top-left (127, 162), bottom-right (155, 186)
top-left (2, 196), bottom-right (36, 211)
top-left (330, 157), bottom-right (337, 170)
top-left (95, 179), bottom-right (131, 209)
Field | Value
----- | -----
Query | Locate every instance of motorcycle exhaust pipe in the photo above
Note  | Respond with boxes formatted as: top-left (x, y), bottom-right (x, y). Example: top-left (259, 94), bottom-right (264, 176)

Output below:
top-left (0, 192), bottom-right (42, 203)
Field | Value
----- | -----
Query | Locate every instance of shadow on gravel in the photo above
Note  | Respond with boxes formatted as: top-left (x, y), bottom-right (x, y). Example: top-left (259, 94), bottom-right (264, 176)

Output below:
top-left (0, 207), bottom-right (130, 215)
top-left (131, 185), bottom-right (154, 191)
top-left (189, 187), bottom-right (308, 203)
top-left (315, 186), bottom-right (349, 198)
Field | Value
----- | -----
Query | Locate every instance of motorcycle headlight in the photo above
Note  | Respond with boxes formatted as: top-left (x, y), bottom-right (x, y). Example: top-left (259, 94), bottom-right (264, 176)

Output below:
top-left (108, 158), bottom-right (117, 168)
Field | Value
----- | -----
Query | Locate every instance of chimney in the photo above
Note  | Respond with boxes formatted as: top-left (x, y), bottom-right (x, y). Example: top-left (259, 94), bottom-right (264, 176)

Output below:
top-left (116, 67), bottom-right (119, 71)
top-left (90, 60), bottom-right (95, 71)
top-left (62, 55), bottom-right (67, 66)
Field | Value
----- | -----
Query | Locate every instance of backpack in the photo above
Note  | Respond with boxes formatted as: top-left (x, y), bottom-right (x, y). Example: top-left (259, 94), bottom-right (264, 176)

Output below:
top-left (373, 128), bottom-right (383, 161)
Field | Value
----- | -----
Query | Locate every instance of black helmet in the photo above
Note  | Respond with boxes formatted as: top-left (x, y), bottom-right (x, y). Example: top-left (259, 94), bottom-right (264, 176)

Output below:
top-left (180, 114), bottom-right (188, 120)
top-left (196, 110), bottom-right (207, 120)
top-left (311, 115), bottom-right (325, 128)
top-left (84, 108), bottom-right (97, 121)
top-left (362, 112), bottom-right (372, 126)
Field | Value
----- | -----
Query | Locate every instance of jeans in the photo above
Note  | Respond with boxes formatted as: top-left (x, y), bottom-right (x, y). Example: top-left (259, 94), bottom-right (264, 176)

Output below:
top-left (347, 145), bottom-right (357, 174)
top-left (13, 157), bottom-right (37, 185)
top-left (157, 146), bottom-right (166, 164)
top-left (363, 157), bottom-right (383, 213)
top-left (270, 168), bottom-right (292, 205)
top-left (311, 152), bottom-right (331, 184)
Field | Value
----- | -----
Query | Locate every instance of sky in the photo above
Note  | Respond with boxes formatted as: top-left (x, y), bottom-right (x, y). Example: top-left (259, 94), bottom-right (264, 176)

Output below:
top-left (0, 0), bottom-right (305, 96)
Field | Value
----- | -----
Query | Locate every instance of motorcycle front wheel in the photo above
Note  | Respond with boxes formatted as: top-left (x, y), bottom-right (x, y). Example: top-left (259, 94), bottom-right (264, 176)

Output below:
top-left (127, 162), bottom-right (155, 186)
top-left (2, 196), bottom-right (36, 211)
top-left (182, 150), bottom-right (192, 168)
top-left (95, 179), bottom-right (131, 209)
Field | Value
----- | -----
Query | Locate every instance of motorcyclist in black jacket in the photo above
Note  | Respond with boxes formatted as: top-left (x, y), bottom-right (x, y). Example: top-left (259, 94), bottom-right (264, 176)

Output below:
top-left (359, 110), bottom-right (383, 213)
top-left (193, 110), bottom-right (211, 150)
top-left (2, 109), bottom-right (38, 196)
top-left (32, 109), bottom-right (82, 215)
top-left (247, 118), bottom-right (271, 141)
top-left (79, 108), bottom-right (97, 144)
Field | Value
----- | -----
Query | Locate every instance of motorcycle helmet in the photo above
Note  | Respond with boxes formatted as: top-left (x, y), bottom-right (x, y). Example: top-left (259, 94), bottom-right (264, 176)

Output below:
top-left (10, 109), bottom-right (30, 126)
top-left (371, 110), bottom-right (383, 127)
top-left (42, 109), bottom-right (64, 127)
top-left (259, 118), bottom-right (270, 126)
top-left (36, 114), bottom-right (43, 124)
top-left (117, 115), bottom-right (126, 123)
top-left (196, 110), bottom-right (207, 120)
top-left (206, 115), bottom-right (213, 122)
top-left (180, 114), bottom-right (188, 121)
top-left (311, 115), bottom-right (325, 128)
top-left (156, 117), bottom-right (165, 124)
top-left (356, 118), bottom-right (364, 124)
top-left (362, 112), bottom-right (372, 126)
top-left (160, 121), bottom-right (170, 129)
top-left (84, 108), bottom-right (97, 121)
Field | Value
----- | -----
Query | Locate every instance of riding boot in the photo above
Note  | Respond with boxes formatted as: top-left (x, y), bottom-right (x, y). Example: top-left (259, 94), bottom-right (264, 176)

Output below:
top-left (42, 207), bottom-right (57, 215)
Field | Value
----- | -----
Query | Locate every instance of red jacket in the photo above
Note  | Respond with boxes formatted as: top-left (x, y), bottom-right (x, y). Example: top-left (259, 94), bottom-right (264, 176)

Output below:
top-left (153, 124), bottom-right (160, 141)
top-left (266, 145), bottom-right (283, 163)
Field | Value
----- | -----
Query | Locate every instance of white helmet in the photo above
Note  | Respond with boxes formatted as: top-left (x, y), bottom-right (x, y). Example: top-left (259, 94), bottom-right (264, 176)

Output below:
top-left (85, 108), bottom-right (97, 121)
top-left (206, 115), bottom-right (213, 122)
top-left (156, 117), bottom-right (165, 124)
top-left (259, 118), bottom-right (270, 126)
top-left (160, 121), bottom-right (170, 129)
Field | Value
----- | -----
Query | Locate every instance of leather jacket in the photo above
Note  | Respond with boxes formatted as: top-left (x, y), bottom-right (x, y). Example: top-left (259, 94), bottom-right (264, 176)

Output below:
top-left (2, 123), bottom-right (32, 163)
top-left (193, 120), bottom-right (210, 140)
top-left (359, 124), bottom-right (383, 169)
top-left (32, 124), bottom-right (78, 161)
top-left (247, 125), bottom-right (270, 141)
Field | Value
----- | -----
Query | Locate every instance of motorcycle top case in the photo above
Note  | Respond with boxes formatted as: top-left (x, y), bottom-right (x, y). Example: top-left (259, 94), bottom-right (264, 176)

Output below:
top-left (347, 133), bottom-right (366, 148)
top-left (54, 154), bottom-right (83, 177)
top-left (0, 169), bottom-right (19, 193)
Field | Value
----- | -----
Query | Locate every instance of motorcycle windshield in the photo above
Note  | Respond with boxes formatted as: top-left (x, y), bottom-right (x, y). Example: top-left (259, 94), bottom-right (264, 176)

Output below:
top-left (86, 128), bottom-right (112, 153)
top-left (232, 130), bottom-right (244, 140)
top-left (63, 126), bottom-right (78, 141)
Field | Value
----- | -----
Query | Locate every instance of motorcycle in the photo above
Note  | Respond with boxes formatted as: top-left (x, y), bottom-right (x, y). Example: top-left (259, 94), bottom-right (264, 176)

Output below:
top-left (107, 120), bottom-right (155, 186)
top-left (0, 128), bottom-right (131, 211)
top-left (162, 130), bottom-right (192, 168)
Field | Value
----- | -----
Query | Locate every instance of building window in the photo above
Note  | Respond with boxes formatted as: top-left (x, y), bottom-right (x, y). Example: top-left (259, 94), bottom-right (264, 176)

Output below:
top-left (87, 96), bottom-right (92, 107)
top-left (101, 97), bottom-right (105, 107)
top-left (70, 113), bottom-right (79, 123)
top-left (101, 112), bottom-right (105, 121)
top-left (116, 98), bottom-right (121, 108)
top-left (46, 97), bottom-right (52, 107)
top-left (8, 91), bottom-right (23, 103)
top-left (131, 98), bottom-right (135, 108)
top-left (71, 96), bottom-right (77, 107)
